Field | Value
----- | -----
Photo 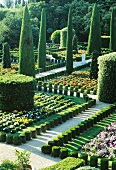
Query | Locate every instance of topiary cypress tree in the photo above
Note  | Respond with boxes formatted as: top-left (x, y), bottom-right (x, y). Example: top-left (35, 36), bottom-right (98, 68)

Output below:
top-left (97, 53), bottom-right (116, 103)
top-left (2, 42), bottom-right (11, 69)
top-left (66, 8), bottom-right (73, 75)
top-left (87, 3), bottom-right (101, 55)
top-left (19, 5), bottom-right (35, 77)
top-left (73, 34), bottom-right (78, 53)
top-left (38, 8), bottom-right (46, 71)
top-left (109, 8), bottom-right (116, 52)
top-left (90, 50), bottom-right (99, 79)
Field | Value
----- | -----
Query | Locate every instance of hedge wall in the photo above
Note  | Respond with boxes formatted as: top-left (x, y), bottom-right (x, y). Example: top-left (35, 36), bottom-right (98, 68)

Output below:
top-left (0, 74), bottom-right (35, 111)
top-left (97, 53), bottom-right (116, 103)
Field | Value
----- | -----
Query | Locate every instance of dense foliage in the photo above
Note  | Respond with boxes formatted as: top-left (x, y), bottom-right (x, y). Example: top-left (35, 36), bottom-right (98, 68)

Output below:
top-left (0, 1), bottom-right (116, 48)
top-left (109, 8), bottom-right (116, 51)
top-left (2, 42), bottom-right (11, 68)
top-left (0, 74), bottom-right (35, 111)
top-left (90, 50), bottom-right (99, 79)
top-left (19, 5), bottom-right (35, 77)
top-left (66, 8), bottom-right (73, 75)
top-left (38, 8), bottom-right (46, 71)
top-left (87, 3), bottom-right (101, 54)
top-left (97, 53), bottom-right (116, 103)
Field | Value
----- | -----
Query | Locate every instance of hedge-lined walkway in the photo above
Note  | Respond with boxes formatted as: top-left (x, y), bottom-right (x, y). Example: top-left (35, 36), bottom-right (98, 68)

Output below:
top-left (35, 59), bottom-right (91, 79)
top-left (0, 100), bottom-right (110, 170)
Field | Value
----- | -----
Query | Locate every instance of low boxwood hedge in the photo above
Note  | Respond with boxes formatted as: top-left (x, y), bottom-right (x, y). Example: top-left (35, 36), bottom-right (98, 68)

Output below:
top-left (40, 157), bottom-right (85, 170)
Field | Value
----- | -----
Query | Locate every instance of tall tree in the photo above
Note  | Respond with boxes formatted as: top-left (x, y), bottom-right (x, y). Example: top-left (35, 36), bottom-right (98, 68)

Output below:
top-left (2, 42), bottom-right (11, 68)
top-left (38, 8), bottom-right (46, 71)
top-left (109, 8), bottom-right (116, 51)
top-left (19, 5), bottom-right (35, 77)
top-left (87, 3), bottom-right (101, 55)
top-left (66, 8), bottom-right (73, 75)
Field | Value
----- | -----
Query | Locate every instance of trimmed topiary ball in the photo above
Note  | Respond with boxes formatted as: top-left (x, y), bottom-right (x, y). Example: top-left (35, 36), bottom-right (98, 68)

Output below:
top-left (0, 74), bottom-right (35, 111)
top-left (97, 53), bottom-right (116, 103)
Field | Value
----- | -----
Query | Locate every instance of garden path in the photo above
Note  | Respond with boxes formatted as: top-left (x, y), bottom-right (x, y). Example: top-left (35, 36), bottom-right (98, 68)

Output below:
top-left (0, 100), bottom-right (110, 170)
top-left (35, 59), bottom-right (91, 79)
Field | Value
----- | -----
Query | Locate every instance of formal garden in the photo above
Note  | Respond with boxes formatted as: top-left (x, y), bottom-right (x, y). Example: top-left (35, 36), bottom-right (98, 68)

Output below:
top-left (0, 0), bottom-right (116, 170)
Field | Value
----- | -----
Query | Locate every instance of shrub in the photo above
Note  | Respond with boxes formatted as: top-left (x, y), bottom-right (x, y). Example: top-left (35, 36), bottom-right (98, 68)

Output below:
top-left (12, 135), bottom-right (22, 145)
top-left (51, 30), bottom-right (60, 44)
top-left (79, 153), bottom-right (88, 165)
top-left (41, 144), bottom-right (52, 154)
top-left (0, 132), bottom-right (6, 142)
top-left (52, 146), bottom-right (60, 157)
top-left (60, 27), bottom-right (75, 48)
top-left (1, 159), bottom-right (20, 170)
top-left (41, 157), bottom-right (85, 170)
top-left (90, 155), bottom-right (98, 167)
top-left (101, 36), bottom-right (110, 48)
top-left (90, 50), bottom-right (99, 79)
top-left (97, 53), bottom-right (116, 103)
top-left (73, 34), bottom-right (78, 52)
top-left (0, 74), bottom-right (35, 111)
top-left (100, 158), bottom-right (108, 170)
top-left (6, 133), bottom-right (13, 144)
top-left (2, 42), bottom-right (11, 69)
top-left (60, 148), bottom-right (68, 159)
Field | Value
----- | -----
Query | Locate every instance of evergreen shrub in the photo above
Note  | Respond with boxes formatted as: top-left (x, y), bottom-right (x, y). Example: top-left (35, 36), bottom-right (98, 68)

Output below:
top-left (41, 144), bottom-right (52, 154)
top-left (0, 74), bottom-right (35, 111)
top-left (97, 53), bottom-right (116, 103)
top-left (41, 157), bottom-right (85, 170)
top-left (101, 36), bottom-right (110, 48)
top-left (60, 148), bottom-right (68, 159)
top-left (60, 27), bottom-right (75, 48)
top-left (51, 30), bottom-right (60, 44)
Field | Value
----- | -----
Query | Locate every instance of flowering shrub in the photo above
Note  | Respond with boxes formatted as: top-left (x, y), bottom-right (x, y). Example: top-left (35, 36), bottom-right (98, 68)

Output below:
top-left (82, 122), bottom-right (116, 160)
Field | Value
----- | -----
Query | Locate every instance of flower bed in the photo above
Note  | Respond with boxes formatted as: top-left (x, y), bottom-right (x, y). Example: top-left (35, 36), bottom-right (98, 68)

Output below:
top-left (52, 70), bottom-right (97, 94)
top-left (0, 92), bottom-right (78, 135)
top-left (82, 121), bottom-right (116, 161)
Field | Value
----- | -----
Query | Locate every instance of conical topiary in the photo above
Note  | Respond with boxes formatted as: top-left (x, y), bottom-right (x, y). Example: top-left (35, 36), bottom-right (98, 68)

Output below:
top-left (38, 8), bottom-right (46, 71)
top-left (2, 42), bottom-right (11, 69)
top-left (87, 3), bottom-right (101, 55)
top-left (90, 50), bottom-right (99, 80)
top-left (109, 8), bottom-right (116, 52)
top-left (66, 8), bottom-right (73, 75)
top-left (19, 5), bottom-right (35, 77)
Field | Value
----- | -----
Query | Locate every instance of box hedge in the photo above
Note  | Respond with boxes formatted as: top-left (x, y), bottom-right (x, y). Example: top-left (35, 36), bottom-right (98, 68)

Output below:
top-left (97, 53), bottom-right (116, 103)
top-left (0, 74), bottom-right (35, 111)
top-left (41, 157), bottom-right (85, 170)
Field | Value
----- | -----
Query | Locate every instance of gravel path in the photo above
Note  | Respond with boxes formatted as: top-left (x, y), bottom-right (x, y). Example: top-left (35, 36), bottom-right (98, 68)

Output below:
top-left (0, 100), bottom-right (110, 170)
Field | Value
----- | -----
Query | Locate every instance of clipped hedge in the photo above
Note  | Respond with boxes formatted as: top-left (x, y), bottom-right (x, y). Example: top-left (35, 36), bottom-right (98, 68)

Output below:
top-left (97, 53), bottom-right (116, 103)
top-left (0, 74), bottom-right (35, 111)
top-left (51, 30), bottom-right (60, 44)
top-left (101, 36), bottom-right (110, 48)
top-left (60, 27), bottom-right (75, 48)
top-left (41, 157), bottom-right (85, 170)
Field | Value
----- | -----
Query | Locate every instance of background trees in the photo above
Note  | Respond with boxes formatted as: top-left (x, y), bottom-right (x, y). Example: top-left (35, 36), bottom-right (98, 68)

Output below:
top-left (0, 0), bottom-right (116, 48)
